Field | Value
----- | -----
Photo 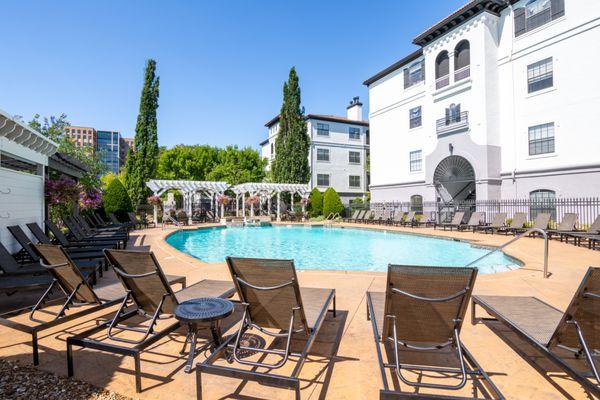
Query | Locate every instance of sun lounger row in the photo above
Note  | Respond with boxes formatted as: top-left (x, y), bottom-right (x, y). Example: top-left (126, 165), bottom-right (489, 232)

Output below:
top-left (1, 243), bottom-right (597, 398)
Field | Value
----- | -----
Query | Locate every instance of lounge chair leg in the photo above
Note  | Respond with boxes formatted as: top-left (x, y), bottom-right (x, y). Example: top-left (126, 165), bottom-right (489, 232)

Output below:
top-left (32, 332), bottom-right (39, 366)
top-left (134, 353), bottom-right (142, 393)
top-left (67, 342), bottom-right (73, 377)
top-left (332, 295), bottom-right (336, 318)
top-left (197, 370), bottom-right (203, 400)
top-left (295, 385), bottom-right (301, 400)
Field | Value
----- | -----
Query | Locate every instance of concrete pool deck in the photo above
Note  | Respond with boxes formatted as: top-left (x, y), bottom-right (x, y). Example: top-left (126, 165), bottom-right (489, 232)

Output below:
top-left (0, 222), bottom-right (598, 399)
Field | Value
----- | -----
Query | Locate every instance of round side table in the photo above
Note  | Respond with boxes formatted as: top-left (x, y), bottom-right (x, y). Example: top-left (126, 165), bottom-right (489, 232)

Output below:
top-left (174, 297), bottom-right (234, 373)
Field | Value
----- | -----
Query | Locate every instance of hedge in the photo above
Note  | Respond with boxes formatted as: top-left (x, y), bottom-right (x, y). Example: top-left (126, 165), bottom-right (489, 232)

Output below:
top-left (308, 188), bottom-right (323, 217)
top-left (323, 187), bottom-right (345, 217)
top-left (103, 178), bottom-right (133, 221)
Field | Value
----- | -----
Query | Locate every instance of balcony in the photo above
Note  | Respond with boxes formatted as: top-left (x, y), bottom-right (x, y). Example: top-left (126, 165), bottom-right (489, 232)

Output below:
top-left (454, 65), bottom-right (470, 82)
top-left (436, 111), bottom-right (469, 135)
top-left (435, 75), bottom-right (449, 90)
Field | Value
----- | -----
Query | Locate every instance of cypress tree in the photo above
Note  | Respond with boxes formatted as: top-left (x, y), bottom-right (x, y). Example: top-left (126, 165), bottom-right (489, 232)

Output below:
top-left (271, 67), bottom-right (310, 183)
top-left (125, 59), bottom-right (160, 207)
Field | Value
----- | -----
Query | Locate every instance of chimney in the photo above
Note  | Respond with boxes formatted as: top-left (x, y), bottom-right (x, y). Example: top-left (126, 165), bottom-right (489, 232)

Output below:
top-left (346, 96), bottom-right (363, 121)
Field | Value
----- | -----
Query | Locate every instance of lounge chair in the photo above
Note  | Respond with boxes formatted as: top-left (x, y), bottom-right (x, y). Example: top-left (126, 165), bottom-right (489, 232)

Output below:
top-left (67, 249), bottom-right (233, 393)
top-left (0, 242), bottom-right (52, 293)
top-left (434, 211), bottom-right (465, 231)
top-left (0, 244), bottom-right (123, 365)
top-left (352, 209), bottom-right (367, 223)
top-left (494, 212), bottom-right (527, 235)
top-left (198, 257), bottom-right (336, 400)
top-left (514, 212), bottom-right (551, 236)
top-left (128, 211), bottom-right (149, 229)
top-left (457, 211), bottom-right (485, 231)
top-left (547, 213), bottom-right (578, 240)
top-left (62, 217), bottom-right (125, 248)
top-left (414, 211), bottom-right (437, 228)
top-left (472, 267), bottom-right (600, 396)
top-left (44, 219), bottom-right (117, 252)
top-left (391, 211), bottom-right (406, 226)
top-left (366, 265), bottom-right (502, 399)
top-left (73, 214), bottom-right (128, 240)
top-left (26, 222), bottom-right (109, 255)
top-left (0, 242), bottom-right (46, 276)
top-left (107, 212), bottom-right (133, 229)
top-left (361, 210), bottom-right (374, 223)
top-left (473, 213), bottom-right (507, 234)
top-left (564, 215), bottom-right (600, 246)
top-left (343, 209), bottom-right (361, 223)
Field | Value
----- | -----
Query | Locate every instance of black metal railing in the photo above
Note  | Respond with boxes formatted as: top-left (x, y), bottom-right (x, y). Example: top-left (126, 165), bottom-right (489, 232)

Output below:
top-left (454, 65), bottom-right (470, 82)
top-left (435, 75), bottom-right (449, 89)
top-left (436, 111), bottom-right (469, 135)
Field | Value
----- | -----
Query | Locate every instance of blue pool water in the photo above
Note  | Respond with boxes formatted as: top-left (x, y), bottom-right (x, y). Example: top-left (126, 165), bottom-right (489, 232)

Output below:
top-left (166, 225), bottom-right (521, 274)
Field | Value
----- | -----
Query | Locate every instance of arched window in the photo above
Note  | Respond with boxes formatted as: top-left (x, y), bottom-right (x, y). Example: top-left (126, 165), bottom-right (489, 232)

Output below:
top-left (410, 195), bottom-right (423, 213)
top-left (529, 189), bottom-right (556, 221)
top-left (435, 51), bottom-right (450, 89)
top-left (454, 40), bottom-right (470, 81)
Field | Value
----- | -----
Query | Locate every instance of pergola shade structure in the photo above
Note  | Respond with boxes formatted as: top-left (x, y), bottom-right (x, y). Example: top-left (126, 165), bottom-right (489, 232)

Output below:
top-left (230, 182), bottom-right (310, 221)
top-left (146, 179), bottom-right (230, 223)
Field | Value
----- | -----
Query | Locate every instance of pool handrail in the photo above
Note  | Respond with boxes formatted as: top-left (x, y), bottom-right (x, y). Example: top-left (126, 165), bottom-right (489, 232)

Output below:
top-left (465, 227), bottom-right (549, 278)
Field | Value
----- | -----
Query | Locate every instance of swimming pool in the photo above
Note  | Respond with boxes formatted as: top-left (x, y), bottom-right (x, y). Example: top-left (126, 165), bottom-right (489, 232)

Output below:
top-left (166, 225), bottom-right (521, 274)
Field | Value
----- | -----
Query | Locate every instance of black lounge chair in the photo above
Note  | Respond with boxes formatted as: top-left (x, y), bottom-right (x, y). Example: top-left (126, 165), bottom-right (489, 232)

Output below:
top-left (472, 267), bottom-right (600, 396)
top-left (73, 214), bottom-right (128, 240)
top-left (366, 265), bottom-right (503, 399)
top-left (67, 249), bottom-right (233, 393)
top-left (547, 213), bottom-right (578, 240)
top-left (343, 209), bottom-right (360, 223)
top-left (434, 211), bottom-right (465, 231)
top-left (494, 212), bottom-right (527, 235)
top-left (0, 243), bottom-right (52, 293)
top-left (0, 242), bottom-right (46, 276)
top-left (474, 213), bottom-right (507, 234)
top-left (26, 222), bottom-right (109, 256)
top-left (0, 244), bottom-right (123, 365)
top-left (44, 219), bottom-right (117, 251)
top-left (128, 211), bottom-right (149, 229)
top-left (62, 217), bottom-right (125, 248)
top-left (457, 212), bottom-right (485, 231)
top-left (198, 257), bottom-right (336, 400)
top-left (563, 215), bottom-right (600, 246)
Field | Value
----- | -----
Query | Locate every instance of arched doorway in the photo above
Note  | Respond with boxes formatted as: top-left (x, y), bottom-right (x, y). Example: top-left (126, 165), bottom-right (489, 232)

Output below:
top-left (433, 155), bottom-right (476, 202)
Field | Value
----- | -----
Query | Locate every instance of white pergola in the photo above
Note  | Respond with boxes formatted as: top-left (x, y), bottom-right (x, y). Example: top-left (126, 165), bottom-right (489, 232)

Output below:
top-left (230, 182), bottom-right (310, 221)
top-left (146, 179), bottom-right (230, 224)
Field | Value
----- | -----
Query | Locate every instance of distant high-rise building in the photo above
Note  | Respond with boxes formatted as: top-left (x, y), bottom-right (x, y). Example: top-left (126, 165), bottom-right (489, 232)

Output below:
top-left (119, 137), bottom-right (134, 166)
top-left (96, 130), bottom-right (121, 174)
top-left (64, 126), bottom-right (96, 155)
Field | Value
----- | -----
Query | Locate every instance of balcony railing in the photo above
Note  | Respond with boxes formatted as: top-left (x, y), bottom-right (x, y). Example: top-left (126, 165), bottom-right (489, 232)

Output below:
top-left (435, 75), bottom-right (450, 89)
top-left (454, 65), bottom-right (470, 82)
top-left (436, 111), bottom-right (469, 135)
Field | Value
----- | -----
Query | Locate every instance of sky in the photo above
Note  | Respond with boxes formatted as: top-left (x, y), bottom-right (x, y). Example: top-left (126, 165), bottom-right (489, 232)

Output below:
top-left (0, 0), bottom-right (465, 150)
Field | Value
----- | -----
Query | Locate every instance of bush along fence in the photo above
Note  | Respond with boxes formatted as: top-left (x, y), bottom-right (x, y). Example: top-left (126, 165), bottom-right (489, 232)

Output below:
top-left (349, 197), bottom-right (600, 229)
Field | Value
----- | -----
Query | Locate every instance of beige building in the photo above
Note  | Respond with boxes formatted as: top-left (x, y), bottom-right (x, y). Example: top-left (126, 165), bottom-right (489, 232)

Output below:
top-left (64, 125), bottom-right (96, 154)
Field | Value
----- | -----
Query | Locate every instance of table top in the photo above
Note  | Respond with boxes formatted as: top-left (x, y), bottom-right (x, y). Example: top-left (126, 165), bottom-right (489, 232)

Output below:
top-left (174, 297), bottom-right (234, 323)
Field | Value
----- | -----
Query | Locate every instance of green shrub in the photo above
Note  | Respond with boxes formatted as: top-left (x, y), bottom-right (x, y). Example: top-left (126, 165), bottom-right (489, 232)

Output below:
top-left (323, 187), bottom-right (345, 217)
top-left (103, 178), bottom-right (133, 221)
top-left (308, 188), bottom-right (323, 217)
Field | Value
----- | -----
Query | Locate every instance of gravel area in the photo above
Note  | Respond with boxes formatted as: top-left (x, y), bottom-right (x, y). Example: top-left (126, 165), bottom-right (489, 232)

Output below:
top-left (0, 359), bottom-right (132, 400)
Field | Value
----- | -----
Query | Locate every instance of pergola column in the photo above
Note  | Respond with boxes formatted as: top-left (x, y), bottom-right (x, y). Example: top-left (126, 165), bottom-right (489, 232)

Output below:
top-left (267, 195), bottom-right (271, 218)
top-left (235, 194), bottom-right (239, 217)
top-left (187, 192), bottom-right (193, 225)
top-left (301, 196), bottom-right (306, 222)
top-left (290, 192), bottom-right (294, 213)
top-left (277, 191), bottom-right (281, 222)
top-left (242, 192), bottom-right (246, 219)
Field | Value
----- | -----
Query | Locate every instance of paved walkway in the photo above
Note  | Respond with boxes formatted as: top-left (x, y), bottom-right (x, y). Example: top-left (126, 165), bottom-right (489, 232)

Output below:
top-left (0, 222), bottom-right (598, 399)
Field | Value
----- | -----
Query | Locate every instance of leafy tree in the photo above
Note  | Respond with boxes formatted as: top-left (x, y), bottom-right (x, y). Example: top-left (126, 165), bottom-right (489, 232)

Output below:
top-left (308, 187), bottom-right (323, 217)
top-left (323, 187), bottom-right (345, 217)
top-left (271, 67), bottom-right (310, 184)
top-left (157, 144), bottom-right (219, 180)
top-left (100, 171), bottom-right (126, 191)
top-left (125, 59), bottom-right (160, 207)
top-left (103, 178), bottom-right (133, 220)
top-left (207, 146), bottom-right (266, 185)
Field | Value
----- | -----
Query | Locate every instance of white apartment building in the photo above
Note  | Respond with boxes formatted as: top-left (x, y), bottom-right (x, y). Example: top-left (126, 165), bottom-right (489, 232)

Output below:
top-left (260, 97), bottom-right (369, 204)
top-left (365, 0), bottom-right (600, 205)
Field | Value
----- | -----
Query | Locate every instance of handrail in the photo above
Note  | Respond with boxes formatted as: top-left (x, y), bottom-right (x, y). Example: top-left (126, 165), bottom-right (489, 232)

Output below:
top-left (162, 214), bottom-right (182, 230)
top-left (465, 227), bottom-right (549, 278)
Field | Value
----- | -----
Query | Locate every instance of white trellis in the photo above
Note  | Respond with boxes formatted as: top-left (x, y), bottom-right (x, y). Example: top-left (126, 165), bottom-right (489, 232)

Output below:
top-left (146, 179), bottom-right (230, 224)
top-left (230, 182), bottom-right (310, 222)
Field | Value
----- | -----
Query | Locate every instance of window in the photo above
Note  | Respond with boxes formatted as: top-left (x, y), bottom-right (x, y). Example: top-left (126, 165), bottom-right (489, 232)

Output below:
top-left (454, 40), bottom-right (471, 81)
top-left (515, 0), bottom-right (564, 37)
top-left (317, 174), bottom-right (330, 187)
top-left (409, 150), bottom-right (422, 172)
top-left (528, 122), bottom-right (555, 155)
top-left (410, 195), bottom-right (423, 212)
top-left (435, 51), bottom-right (450, 89)
top-left (316, 148), bottom-right (330, 162)
top-left (530, 189), bottom-right (556, 220)
top-left (409, 106), bottom-right (422, 129)
top-left (349, 127), bottom-right (360, 140)
top-left (528, 57), bottom-right (553, 93)
top-left (349, 151), bottom-right (360, 164)
top-left (349, 175), bottom-right (361, 188)
top-left (316, 123), bottom-right (329, 136)
top-left (445, 103), bottom-right (462, 124)
top-left (270, 142), bottom-right (274, 157)
top-left (403, 60), bottom-right (425, 89)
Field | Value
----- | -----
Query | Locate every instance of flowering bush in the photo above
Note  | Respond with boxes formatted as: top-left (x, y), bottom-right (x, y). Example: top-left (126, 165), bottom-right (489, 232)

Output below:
top-left (245, 195), bottom-right (260, 206)
top-left (79, 187), bottom-right (103, 211)
top-left (216, 194), bottom-right (231, 205)
top-left (300, 197), bottom-right (310, 206)
top-left (46, 175), bottom-right (80, 205)
top-left (147, 195), bottom-right (161, 205)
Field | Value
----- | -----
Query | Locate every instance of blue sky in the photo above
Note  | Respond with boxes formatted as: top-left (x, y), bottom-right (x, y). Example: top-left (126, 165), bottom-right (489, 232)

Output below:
top-left (1, 0), bottom-right (465, 149)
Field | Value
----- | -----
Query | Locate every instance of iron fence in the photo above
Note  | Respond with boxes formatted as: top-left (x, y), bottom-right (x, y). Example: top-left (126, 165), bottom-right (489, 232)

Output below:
top-left (350, 197), bottom-right (600, 229)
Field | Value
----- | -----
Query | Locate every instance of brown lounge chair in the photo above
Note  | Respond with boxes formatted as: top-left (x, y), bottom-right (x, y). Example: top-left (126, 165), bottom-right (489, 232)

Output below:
top-left (67, 249), bottom-right (233, 393)
top-left (472, 267), bottom-right (600, 396)
top-left (0, 244), bottom-right (124, 365)
top-left (198, 257), bottom-right (336, 400)
top-left (434, 211), bottom-right (465, 231)
top-left (547, 213), bottom-right (578, 240)
top-left (457, 211), bottom-right (485, 231)
top-left (494, 212), bottom-right (527, 235)
top-left (366, 265), bottom-right (503, 399)
top-left (474, 213), bottom-right (507, 234)
top-left (343, 209), bottom-right (361, 223)
top-left (400, 211), bottom-right (417, 227)
top-left (514, 212), bottom-right (551, 236)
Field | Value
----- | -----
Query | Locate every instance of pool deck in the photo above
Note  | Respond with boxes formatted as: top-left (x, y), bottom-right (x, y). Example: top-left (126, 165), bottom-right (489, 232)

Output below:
top-left (0, 222), bottom-right (598, 399)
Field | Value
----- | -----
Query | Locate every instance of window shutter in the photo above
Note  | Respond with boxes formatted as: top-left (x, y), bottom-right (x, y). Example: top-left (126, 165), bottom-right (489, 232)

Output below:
top-left (404, 68), bottom-right (409, 88)
top-left (551, 0), bottom-right (565, 20)
top-left (420, 60), bottom-right (425, 82)
top-left (514, 7), bottom-right (526, 37)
